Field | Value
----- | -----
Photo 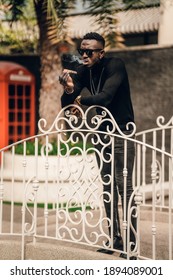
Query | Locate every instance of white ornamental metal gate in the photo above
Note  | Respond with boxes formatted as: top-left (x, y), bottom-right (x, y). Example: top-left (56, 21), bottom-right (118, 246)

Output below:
top-left (0, 105), bottom-right (173, 260)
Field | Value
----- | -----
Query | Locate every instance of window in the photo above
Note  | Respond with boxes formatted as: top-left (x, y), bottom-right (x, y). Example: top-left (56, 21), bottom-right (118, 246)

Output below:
top-left (8, 83), bottom-right (34, 143)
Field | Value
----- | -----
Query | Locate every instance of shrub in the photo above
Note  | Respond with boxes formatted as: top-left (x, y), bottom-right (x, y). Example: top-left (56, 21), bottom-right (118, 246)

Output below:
top-left (14, 141), bottom-right (94, 156)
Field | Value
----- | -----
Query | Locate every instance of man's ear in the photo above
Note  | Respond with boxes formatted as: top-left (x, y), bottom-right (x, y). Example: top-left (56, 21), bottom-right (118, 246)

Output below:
top-left (99, 50), bottom-right (105, 59)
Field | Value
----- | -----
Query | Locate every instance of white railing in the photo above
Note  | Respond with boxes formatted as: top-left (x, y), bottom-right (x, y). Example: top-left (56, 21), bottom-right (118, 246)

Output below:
top-left (0, 106), bottom-right (173, 260)
top-left (135, 116), bottom-right (173, 208)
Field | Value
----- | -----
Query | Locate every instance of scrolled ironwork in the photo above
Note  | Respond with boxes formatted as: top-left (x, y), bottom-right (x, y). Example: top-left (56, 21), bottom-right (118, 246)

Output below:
top-left (22, 177), bottom-right (39, 235)
top-left (38, 105), bottom-right (136, 137)
top-left (156, 115), bottom-right (173, 128)
top-left (29, 105), bottom-right (137, 251)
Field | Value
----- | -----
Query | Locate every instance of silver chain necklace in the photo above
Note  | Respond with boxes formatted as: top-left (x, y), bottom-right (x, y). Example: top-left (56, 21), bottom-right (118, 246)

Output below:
top-left (90, 67), bottom-right (104, 95)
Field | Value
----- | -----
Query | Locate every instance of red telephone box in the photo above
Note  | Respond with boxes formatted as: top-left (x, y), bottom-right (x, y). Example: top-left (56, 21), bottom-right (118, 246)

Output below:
top-left (0, 61), bottom-right (35, 149)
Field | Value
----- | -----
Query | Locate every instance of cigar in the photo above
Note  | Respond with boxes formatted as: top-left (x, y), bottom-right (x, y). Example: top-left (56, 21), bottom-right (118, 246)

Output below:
top-left (66, 70), bottom-right (77, 74)
top-left (58, 69), bottom-right (77, 84)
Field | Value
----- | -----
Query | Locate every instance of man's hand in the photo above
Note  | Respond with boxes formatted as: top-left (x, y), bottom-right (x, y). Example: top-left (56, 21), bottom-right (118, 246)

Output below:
top-left (59, 69), bottom-right (76, 93)
top-left (70, 96), bottom-right (82, 117)
top-left (74, 95), bottom-right (81, 106)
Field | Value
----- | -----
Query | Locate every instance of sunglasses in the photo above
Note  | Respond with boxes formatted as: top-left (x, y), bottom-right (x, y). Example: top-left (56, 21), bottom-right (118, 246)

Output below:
top-left (77, 48), bottom-right (103, 57)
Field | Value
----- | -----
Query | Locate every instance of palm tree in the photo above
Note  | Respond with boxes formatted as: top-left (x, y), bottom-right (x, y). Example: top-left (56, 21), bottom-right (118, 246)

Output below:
top-left (0, 0), bottom-right (141, 131)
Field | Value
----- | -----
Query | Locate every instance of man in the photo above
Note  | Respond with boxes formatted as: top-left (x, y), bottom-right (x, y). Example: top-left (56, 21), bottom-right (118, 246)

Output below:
top-left (60, 32), bottom-right (136, 258)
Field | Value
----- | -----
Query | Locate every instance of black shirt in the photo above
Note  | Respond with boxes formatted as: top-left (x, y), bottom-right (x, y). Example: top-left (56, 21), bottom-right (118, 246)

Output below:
top-left (61, 57), bottom-right (134, 130)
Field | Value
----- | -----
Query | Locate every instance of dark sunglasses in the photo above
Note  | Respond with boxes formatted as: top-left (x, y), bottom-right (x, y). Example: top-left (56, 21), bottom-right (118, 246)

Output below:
top-left (77, 48), bottom-right (103, 57)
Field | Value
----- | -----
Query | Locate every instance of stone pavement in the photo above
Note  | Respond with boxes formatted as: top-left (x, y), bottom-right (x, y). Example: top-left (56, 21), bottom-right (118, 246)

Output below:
top-left (0, 203), bottom-right (172, 260)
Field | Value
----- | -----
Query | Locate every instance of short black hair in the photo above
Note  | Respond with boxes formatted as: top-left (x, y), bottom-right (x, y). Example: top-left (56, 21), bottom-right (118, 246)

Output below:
top-left (83, 32), bottom-right (105, 48)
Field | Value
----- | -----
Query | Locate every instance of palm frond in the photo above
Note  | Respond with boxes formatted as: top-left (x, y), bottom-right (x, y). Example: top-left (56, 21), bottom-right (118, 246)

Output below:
top-left (0, 0), bottom-right (28, 21)
top-left (44, 0), bottom-right (76, 44)
top-left (86, 1), bottom-right (124, 48)
top-left (84, 0), bottom-right (158, 48)
top-left (0, 23), bottom-right (37, 54)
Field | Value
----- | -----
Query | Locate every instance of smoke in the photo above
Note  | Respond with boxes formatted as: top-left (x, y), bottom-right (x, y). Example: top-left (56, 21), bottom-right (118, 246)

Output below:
top-left (61, 54), bottom-right (83, 70)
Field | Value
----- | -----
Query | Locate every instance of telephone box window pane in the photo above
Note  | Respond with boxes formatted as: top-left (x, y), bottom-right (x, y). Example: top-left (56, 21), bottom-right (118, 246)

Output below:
top-left (18, 99), bottom-right (23, 109)
top-left (17, 126), bottom-right (22, 135)
top-left (9, 126), bottom-right (14, 135)
top-left (9, 85), bottom-right (15, 96)
top-left (17, 85), bottom-right (23, 96)
top-left (26, 113), bottom-right (30, 122)
top-left (17, 112), bottom-right (23, 122)
top-left (9, 112), bottom-right (15, 122)
top-left (25, 99), bottom-right (30, 109)
top-left (9, 99), bottom-right (15, 109)
top-left (25, 85), bottom-right (31, 96)
top-left (26, 126), bottom-right (30, 134)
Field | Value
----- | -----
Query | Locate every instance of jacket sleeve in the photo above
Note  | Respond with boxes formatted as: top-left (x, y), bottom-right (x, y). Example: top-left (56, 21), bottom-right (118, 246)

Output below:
top-left (81, 59), bottom-right (127, 107)
top-left (61, 90), bottom-right (79, 108)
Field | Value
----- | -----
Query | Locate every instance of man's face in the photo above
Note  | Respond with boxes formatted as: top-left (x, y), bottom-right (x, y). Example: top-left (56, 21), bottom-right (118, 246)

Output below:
top-left (78, 39), bottom-right (104, 67)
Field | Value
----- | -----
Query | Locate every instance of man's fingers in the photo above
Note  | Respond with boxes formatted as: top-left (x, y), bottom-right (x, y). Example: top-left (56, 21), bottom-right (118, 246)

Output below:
top-left (70, 107), bottom-right (82, 117)
top-left (59, 72), bottom-right (70, 85)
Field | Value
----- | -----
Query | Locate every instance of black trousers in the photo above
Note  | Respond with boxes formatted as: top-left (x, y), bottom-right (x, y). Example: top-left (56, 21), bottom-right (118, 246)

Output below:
top-left (95, 132), bottom-right (136, 249)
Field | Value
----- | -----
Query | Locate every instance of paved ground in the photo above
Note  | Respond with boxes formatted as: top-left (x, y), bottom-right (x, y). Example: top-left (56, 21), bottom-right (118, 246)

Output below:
top-left (0, 203), bottom-right (172, 260)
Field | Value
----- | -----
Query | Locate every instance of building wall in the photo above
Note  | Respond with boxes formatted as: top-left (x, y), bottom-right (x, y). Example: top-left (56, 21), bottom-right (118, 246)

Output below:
top-left (1, 45), bottom-right (173, 133)
top-left (107, 45), bottom-right (173, 131)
